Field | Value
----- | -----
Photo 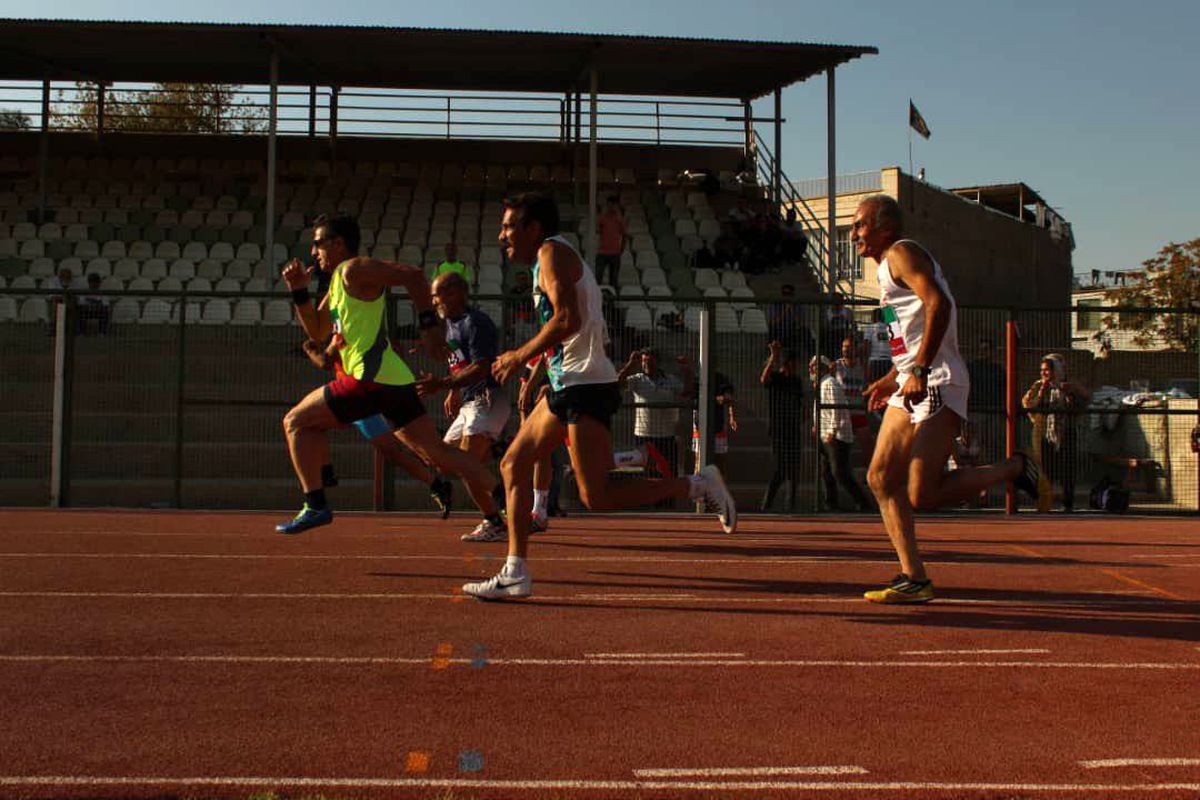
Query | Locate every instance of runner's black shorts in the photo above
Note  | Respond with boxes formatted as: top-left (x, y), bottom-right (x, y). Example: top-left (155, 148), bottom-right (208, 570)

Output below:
top-left (323, 373), bottom-right (426, 429)
top-left (545, 382), bottom-right (622, 429)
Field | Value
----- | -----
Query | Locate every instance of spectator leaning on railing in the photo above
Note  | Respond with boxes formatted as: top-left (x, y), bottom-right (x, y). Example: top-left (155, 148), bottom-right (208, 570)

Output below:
top-left (617, 348), bottom-right (694, 482)
top-left (1022, 353), bottom-right (1089, 513)
top-left (760, 340), bottom-right (806, 512)
top-left (812, 355), bottom-right (873, 512)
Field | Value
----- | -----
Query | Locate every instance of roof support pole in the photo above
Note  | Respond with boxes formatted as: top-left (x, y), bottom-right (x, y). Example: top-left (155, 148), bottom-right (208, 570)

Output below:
top-left (741, 98), bottom-right (753, 168)
top-left (307, 84), bottom-right (317, 181)
top-left (37, 78), bottom-right (49, 225)
top-left (773, 87), bottom-right (782, 210)
top-left (265, 49), bottom-right (279, 272)
top-left (308, 84), bottom-right (317, 137)
top-left (329, 86), bottom-right (339, 163)
top-left (825, 66), bottom-right (836, 298)
top-left (587, 67), bottom-right (599, 264)
top-left (96, 83), bottom-right (105, 138)
top-left (573, 89), bottom-right (582, 208)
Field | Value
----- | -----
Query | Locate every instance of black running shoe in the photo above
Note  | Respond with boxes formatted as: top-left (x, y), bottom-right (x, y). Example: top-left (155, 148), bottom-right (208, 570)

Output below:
top-left (1014, 451), bottom-right (1052, 511)
top-left (429, 477), bottom-right (453, 519)
top-left (491, 481), bottom-right (507, 512)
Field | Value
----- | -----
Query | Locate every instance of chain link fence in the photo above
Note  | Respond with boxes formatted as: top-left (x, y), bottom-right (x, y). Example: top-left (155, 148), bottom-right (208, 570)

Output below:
top-left (0, 288), bottom-right (1196, 515)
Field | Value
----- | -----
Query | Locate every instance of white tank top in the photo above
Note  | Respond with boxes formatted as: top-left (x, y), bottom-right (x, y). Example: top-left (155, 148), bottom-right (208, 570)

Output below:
top-left (532, 234), bottom-right (617, 390)
top-left (877, 239), bottom-right (967, 387)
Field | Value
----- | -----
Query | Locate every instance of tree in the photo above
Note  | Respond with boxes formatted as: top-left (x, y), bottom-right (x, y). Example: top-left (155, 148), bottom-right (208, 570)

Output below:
top-left (57, 82), bottom-right (265, 134)
top-left (1103, 238), bottom-right (1200, 352)
top-left (0, 109), bottom-right (31, 130)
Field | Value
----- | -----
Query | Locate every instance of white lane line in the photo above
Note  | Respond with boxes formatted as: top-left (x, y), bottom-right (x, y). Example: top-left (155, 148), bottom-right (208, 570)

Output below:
top-left (586, 653), bottom-right (746, 659)
top-left (0, 591), bottom-right (1183, 609)
top-left (0, 654), bottom-right (1195, 670)
top-left (633, 766), bottom-right (867, 777)
top-left (1081, 759), bottom-right (1200, 769)
top-left (0, 775), bottom-right (1197, 793)
top-left (0, 552), bottom-right (891, 564)
top-left (900, 648), bottom-right (1051, 655)
top-left (1130, 554), bottom-right (1200, 559)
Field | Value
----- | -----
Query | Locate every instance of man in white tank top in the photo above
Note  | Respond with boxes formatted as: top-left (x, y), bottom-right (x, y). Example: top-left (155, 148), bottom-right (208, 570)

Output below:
top-left (853, 195), bottom-right (1044, 604)
top-left (463, 193), bottom-right (736, 600)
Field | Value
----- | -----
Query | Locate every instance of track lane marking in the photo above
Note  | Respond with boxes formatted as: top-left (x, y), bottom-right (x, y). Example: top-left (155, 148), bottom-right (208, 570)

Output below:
top-left (1099, 569), bottom-right (1188, 601)
top-left (0, 775), bottom-right (1196, 792)
top-left (1081, 759), bottom-right (1200, 769)
top-left (0, 591), bottom-right (1185, 609)
top-left (899, 648), bottom-right (1050, 655)
top-left (586, 652), bottom-right (746, 659)
top-left (633, 766), bottom-right (867, 777)
top-left (1009, 544), bottom-right (1189, 601)
top-left (0, 654), bottom-right (1195, 670)
top-left (0, 591), bottom-right (1185, 610)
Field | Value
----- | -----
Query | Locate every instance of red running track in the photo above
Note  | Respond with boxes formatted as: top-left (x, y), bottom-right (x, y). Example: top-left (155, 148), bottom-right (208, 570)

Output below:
top-left (0, 509), bottom-right (1197, 799)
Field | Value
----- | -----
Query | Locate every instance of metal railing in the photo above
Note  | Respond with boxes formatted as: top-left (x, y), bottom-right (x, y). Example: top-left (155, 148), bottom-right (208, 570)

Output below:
top-left (750, 130), bottom-right (834, 294)
top-left (0, 82), bottom-right (751, 148)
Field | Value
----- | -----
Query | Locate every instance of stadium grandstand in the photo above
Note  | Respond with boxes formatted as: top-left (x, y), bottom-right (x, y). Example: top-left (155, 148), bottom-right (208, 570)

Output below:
top-left (0, 20), bottom-right (880, 510)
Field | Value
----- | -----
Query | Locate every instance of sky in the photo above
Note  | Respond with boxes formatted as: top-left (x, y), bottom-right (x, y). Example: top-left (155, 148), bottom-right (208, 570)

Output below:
top-left (6, 0), bottom-right (1199, 275)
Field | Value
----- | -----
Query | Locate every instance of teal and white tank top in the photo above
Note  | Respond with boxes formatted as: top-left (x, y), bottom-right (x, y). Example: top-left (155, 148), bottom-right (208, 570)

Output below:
top-left (531, 234), bottom-right (617, 391)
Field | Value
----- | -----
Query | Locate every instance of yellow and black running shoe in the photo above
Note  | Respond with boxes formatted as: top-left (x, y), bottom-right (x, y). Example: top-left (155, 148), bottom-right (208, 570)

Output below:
top-left (864, 573), bottom-right (934, 604)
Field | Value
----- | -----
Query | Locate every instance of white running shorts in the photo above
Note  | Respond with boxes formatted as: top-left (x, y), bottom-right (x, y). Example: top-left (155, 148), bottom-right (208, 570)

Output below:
top-left (444, 391), bottom-right (511, 443)
top-left (886, 382), bottom-right (968, 425)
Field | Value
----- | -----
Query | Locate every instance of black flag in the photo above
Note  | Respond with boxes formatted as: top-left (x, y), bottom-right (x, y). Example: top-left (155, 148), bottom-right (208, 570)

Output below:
top-left (909, 101), bottom-right (931, 139)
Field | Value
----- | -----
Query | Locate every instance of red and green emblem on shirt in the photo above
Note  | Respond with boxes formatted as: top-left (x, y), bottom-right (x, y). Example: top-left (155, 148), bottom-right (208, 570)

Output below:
top-left (881, 305), bottom-right (908, 357)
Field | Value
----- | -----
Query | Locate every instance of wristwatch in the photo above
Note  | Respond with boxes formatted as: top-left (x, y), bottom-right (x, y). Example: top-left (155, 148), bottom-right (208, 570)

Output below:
top-left (911, 364), bottom-right (930, 380)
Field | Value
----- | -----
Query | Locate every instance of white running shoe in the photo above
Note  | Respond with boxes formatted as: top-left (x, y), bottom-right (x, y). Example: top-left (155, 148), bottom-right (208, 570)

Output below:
top-left (461, 518), bottom-right (507, 542)
top-left (530, 514), bottom-right (549, 534)
top-left (700, 464), bottom-right (737, 534)
top-left (463, 569), bottom-right (532, 600)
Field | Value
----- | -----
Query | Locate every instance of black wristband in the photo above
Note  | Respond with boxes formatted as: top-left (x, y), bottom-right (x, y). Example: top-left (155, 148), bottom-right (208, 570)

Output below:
top-left (291, 287), bottom-right (311, 306)
top-left (418, 309), bottom-right (439, 330)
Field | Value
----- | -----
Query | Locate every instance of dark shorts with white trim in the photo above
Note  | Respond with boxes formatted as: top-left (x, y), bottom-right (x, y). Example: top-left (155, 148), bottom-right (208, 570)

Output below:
top-left (323, 373), bottom-right (426, 430)
top-left (545, 382), bottom-right (622, 429)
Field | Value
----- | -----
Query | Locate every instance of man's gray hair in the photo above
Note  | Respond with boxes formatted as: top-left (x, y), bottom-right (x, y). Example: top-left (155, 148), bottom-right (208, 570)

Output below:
top-left (435, 270), bottom-right (470, 296)
top-left (860, 194), bottom-right (903, 233)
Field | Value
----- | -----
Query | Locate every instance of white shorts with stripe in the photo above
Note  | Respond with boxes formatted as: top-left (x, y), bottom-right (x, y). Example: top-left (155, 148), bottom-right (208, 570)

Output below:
top-left (444, 391), bottom-right (511, 443)
top-left (886, 382), bottom-right (968, 425)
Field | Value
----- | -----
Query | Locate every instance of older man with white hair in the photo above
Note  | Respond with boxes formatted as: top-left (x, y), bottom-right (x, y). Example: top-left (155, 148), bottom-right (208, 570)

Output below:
top-left (854, 194), bottom-right (1045, 604)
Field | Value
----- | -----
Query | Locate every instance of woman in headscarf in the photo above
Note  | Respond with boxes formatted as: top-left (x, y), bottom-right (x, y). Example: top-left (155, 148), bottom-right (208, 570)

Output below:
top-left (1022, 354), bottom-right (1090, 512)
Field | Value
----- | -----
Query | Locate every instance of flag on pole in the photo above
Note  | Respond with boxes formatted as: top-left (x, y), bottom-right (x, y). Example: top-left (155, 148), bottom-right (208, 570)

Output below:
top-left (909, 101), bottom-right (931, 139)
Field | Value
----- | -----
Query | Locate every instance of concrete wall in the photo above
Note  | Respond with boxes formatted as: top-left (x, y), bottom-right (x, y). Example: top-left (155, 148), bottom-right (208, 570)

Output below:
top-left (800, 167), bottom-right (1074, 308)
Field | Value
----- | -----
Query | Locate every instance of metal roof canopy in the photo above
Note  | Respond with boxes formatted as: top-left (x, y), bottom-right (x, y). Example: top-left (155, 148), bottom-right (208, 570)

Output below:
top-left (0, 19), bottom-right (876, 99)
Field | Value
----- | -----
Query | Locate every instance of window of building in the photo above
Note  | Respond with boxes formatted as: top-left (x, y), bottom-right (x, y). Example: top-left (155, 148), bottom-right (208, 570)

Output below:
top-left (1075, 298), bottom-right (1102, 331)
top-left (836, 227), bottom-right (864, 280)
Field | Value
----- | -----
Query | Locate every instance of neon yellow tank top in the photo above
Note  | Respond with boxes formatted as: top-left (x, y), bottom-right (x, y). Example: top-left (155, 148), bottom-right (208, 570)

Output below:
top-left (327, 261), bottom-right (414, 386)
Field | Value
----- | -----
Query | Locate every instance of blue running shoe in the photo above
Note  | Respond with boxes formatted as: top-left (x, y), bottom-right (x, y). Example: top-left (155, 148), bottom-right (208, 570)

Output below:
top-left (276, 505), bottom-right (333, 535)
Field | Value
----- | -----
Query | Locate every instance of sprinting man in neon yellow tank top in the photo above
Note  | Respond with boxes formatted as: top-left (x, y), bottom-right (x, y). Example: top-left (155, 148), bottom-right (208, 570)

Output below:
top-left (275, 212), bottom-right (501, 535)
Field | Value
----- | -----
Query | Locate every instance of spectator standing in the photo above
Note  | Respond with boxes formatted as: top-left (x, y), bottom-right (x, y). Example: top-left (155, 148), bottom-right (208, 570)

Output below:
top-left (836, 333), bottom-right (873, 462)
top-left (812, 355), bottom-right (873, 512)
top-left (617, 348), bottom-right (694, 487)
top-left (967, 338), bottom-right (1005, 405)
top-left (692, 370), bottom-right (737, 476)
top-left (594, 195), bottom-right (627, 287)
top-left (760, 341), bottom-right (806, 512)
top-left (966, 337), bottom-right (1005, 469)
top-left (79, 272), bottom-right (110, 335)
top-left (1022, 354), bottom-right (1089, 512)
top-left (780, 208), bottom-right (809, 267)
top-left (433, 242), bottom-right (474, 284)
